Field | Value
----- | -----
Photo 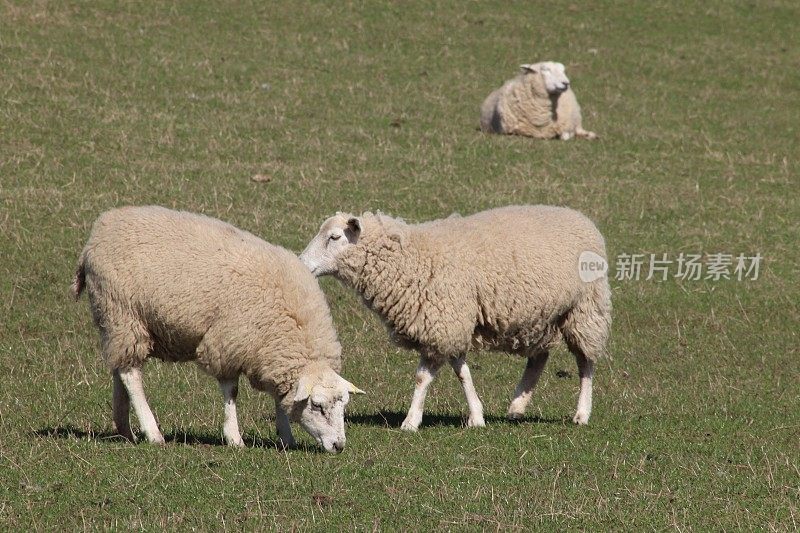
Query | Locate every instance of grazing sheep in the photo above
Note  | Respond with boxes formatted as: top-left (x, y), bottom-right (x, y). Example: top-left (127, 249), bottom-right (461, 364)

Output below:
top-left (480, 62), bottom-right (597, 140)
top-left (300, 205), bottom-right (610, 431)
top-left (72, 206), bottom-right (364, 453)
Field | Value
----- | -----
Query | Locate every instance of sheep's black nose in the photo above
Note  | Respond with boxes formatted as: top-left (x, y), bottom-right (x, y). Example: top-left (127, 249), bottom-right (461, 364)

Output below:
top-left (333, 442), bottom-right (344, 453)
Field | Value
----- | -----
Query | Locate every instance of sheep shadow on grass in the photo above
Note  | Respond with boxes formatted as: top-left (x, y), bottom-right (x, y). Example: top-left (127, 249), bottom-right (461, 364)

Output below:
top-left (34, 425), bottom-right (123, 442)
top-left (346, 410), bottom-right (566, 429)
top-left (34, 425), bottom-right (315, 451)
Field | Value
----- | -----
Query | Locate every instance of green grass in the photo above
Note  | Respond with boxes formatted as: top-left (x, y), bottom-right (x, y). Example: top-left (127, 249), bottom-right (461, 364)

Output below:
top-left (1, 0), bottom-right (798, 529)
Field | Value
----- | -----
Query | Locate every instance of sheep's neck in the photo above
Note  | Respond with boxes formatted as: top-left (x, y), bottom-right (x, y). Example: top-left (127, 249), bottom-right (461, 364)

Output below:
top-left (339, 235), bottom-right (432, 336)
top-left (249, 349), bottom-right (335, 410)
top-left (248, 357), bottom-right (304, 396)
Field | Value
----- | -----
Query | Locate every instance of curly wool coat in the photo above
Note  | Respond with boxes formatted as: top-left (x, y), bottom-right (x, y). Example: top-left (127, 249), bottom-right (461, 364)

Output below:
top-left (72, 206), bottom-right (342, 409)
top-left (333, 205), bottom-right (611, 364)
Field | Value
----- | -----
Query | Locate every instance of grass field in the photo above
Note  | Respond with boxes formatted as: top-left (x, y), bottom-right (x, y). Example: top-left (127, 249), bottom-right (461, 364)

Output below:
top-left (1, 0), bottom-right (798, 529)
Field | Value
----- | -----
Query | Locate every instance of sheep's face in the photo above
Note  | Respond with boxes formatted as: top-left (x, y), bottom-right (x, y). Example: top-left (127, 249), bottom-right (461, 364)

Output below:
top-left (300, 214), bottom-right (361, 277)
top-left (292, 367), bottom-right (365, 454)
top-left (521, 61), bottom-right (570, 94)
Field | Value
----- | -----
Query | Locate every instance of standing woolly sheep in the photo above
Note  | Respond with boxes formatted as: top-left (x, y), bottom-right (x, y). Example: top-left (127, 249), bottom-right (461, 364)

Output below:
top-left (300, 205), bottom-right (611, 431)
top-left (480, 61), bottom-right (597, 140)
top-left (72, 206), bottom-right (364, 453)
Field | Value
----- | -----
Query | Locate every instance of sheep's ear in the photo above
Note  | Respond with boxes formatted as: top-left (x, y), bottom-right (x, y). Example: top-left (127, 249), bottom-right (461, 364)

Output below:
top-left (520, 63), bottom-right (538, 73)
top-left (340, 376), bottom-right (366, 395)
top-left (345, 217), bottom-right (361, 243)
top-left (293, 375), bottom-right (312, 402)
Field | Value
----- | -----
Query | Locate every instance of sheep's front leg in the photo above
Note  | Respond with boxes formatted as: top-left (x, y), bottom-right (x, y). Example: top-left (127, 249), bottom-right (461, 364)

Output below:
top-left (450, 356), bottom-right (485, 427)
top-left (401, 356), bottom-right (443, 432)
top-left (117, 367), bottom-right (165, 444)
top-left (275, 400), bottom-right (296, 449)
top-left (508, 351), bottom-right (550, 420)
top-left (218, 377), bottom-right (245, 447)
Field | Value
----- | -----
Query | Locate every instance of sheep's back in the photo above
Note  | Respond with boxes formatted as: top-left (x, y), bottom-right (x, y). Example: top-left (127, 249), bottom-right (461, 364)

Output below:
top-left (82, 206), bottom-right (339, 364)
top-left (414, 205), bottom-right (605, 350)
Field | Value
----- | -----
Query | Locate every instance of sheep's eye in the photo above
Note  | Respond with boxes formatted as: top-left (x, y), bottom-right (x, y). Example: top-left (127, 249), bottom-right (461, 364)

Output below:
top-left (311, 401), bottom-right (324, 411)
top-left (329, 234), bottom-right (341, 241)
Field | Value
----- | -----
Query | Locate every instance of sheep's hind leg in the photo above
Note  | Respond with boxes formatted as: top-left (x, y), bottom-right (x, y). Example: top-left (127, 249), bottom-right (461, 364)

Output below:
top-left (400, 356), bottom-right (444, 432)
top-left (572, 352), bottom-right (594, 425)
top-left (117, 367), bottom-right (165, 444)
top-left (507, 351), bottom-right (550, 420)
top-left (275, 400), bottom-right (296, 449)
top-left (561, 291), bottom-right (608, 425)
top-left (218, 377), bottom-right (245, 447)
top-left (450, 356), bottom-right (485, 428)
top-left (112, 369), bottom-right (134, 441)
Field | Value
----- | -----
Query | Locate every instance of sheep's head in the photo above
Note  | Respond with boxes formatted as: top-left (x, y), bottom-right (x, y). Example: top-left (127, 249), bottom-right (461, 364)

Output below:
top-left (300, 213), bottom-right (361, 276)
top-left (291, 365), bottom-right (365, 454)
top-left (520, 61), bottom-right (570, 94)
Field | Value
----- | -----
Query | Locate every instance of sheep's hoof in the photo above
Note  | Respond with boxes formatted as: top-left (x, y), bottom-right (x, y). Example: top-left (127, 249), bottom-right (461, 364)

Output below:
top-left (572, 412), bottom-right (590, 425)
top-left (277, 438), bottom-right (297, 451)
top-left (226, 438), bottom-right (245, 448)
top-left (467, 415), bottom-right (486, 428)
top-left (149, 435), bottom-right (167, 445)
top-left (400, 419), bottom-right (420, 432)
top-left (507, 411), bottom-right (525, 421)
top-left (117, 430), bottom-right (136, 442)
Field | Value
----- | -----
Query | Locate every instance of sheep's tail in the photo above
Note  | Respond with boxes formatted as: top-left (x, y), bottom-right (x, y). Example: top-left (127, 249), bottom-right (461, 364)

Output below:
top-left (71, 250), bottom-right (87, 300)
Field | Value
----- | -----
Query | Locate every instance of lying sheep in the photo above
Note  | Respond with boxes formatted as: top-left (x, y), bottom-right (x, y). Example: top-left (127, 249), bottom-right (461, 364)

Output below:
top-left (480, 61), bottom-right (597, 140)
top-left (72, 206), bottom-right (364, 452)
top-left (300, 205), bottom-right (611, 431)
